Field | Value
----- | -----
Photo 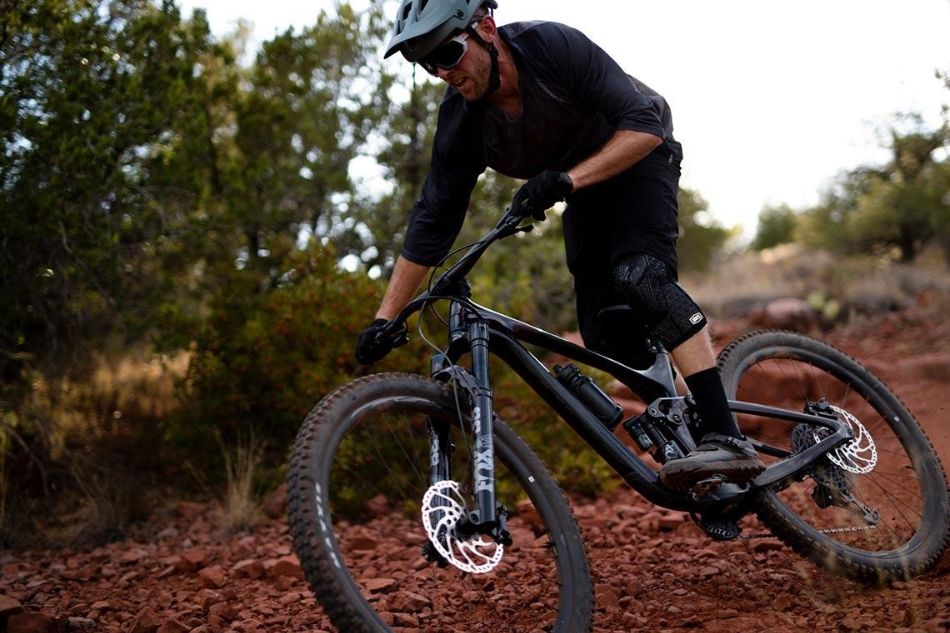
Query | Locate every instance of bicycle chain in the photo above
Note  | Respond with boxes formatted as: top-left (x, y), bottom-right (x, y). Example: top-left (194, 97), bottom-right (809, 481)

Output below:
top-left (738, 524), bottom-right (878, 540)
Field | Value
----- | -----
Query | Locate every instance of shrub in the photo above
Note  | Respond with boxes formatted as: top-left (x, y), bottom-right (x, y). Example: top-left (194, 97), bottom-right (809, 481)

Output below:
top-left (174, 244), bottom-right (429, 469)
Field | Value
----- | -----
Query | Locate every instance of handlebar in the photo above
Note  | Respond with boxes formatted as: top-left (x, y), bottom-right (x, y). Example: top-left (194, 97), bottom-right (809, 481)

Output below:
top-left (380, 208), bottom-right (534, 340)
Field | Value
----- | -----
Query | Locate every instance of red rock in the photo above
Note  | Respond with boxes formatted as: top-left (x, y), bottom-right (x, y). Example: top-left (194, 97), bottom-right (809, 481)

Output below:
top-left (364, 578), bottom-right (397, 593)
top-left (0, 595), bottom-right (25, 623)
top-left (209, 603), bottom-right (239, 621)
top-left (157, 619), bottom-right (189, 633)
top-left (348, 536), bottom-right (378, 551)
top-left (394, 592), bottom-right (430, 611)
top-left (198, 565), bottom-right (227, 589)
top-left (392, 612), bottom-right (419, 627)
top-left (176, 548), bottom-right (208, 571)
top-left (199, 589), bottom-right (225, 608)
top-left (274, 575), bottom-right (298, 591)
top-left (66, 617), bottom-right (96, 631)
top-left (7, 612), bottom-right (57, 633)
top-left (235, 619), bottom-right (262, 633)
top-left (121, 548), bottom-right (150, 563)
top-left (658, 512), bottom-right (687, 531)
top-left (131, 607), bottom-right (162, 633)
top-left (270, 555), bottom-right (303, 580)
top-left (261, 484), bottom-right (287, 519)
top-left (897, 353), bottom-right (950, 383)
top-left (599, 588), bottom-right (620, 611)
top-left (90, 599), bottom-right (111, 611)
top-left (621, 613), bottom-right (639, 628)
top-left (748, 298), bottom-right (819, 331)
top-left (232, 559), bottom-right (265, 579)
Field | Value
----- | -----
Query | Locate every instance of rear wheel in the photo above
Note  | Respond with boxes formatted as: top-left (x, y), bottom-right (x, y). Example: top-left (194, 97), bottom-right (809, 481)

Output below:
top-left (287, 373), bottom-right (593, 632)
top-left (718, 331), bottom-right (950, 583)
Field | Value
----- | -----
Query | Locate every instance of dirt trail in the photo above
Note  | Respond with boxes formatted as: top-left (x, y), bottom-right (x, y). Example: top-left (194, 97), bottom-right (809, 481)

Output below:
top-left (2, 310), bottom-right (949, 632)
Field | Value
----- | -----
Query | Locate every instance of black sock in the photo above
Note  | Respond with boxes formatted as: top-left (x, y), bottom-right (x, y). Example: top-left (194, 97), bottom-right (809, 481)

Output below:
top-left (685, 368), bottom-right (741, 438)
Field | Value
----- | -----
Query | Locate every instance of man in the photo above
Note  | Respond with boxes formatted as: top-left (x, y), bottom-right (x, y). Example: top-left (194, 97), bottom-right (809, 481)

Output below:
top-left (356, 0), bottom-right (765, 493)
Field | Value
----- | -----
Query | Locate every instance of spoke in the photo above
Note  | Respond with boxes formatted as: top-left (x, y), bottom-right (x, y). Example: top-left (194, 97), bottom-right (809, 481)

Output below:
top-left (838, 379), bottom-right (854, 412)
top-left (385, 421), bottom-right (429, 484)
top-left (863, 474), bottom-right (924, 528)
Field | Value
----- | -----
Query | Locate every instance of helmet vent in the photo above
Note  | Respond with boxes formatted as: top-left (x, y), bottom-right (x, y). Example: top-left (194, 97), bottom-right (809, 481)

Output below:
top-left (418, 0), bottom-right (429, 14)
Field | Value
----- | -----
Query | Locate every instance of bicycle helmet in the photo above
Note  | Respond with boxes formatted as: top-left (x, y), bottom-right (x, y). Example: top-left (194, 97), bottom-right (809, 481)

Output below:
top-left (384, 0), bottom-right (498, 62)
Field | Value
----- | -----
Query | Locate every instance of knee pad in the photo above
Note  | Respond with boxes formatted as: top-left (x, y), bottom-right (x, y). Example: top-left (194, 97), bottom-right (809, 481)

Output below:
top-left (611, 254), bottom-right (707, 350)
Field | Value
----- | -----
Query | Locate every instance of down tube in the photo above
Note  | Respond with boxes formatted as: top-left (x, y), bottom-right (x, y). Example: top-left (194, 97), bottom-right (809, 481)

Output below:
top-left (487, 328), bottom-right (692, 511)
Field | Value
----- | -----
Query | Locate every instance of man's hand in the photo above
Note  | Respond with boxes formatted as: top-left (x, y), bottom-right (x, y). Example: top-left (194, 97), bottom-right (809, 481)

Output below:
top-left (511, 171), bottom-right (573, 221)
top-left (355, 318), bottom-right (408, 365)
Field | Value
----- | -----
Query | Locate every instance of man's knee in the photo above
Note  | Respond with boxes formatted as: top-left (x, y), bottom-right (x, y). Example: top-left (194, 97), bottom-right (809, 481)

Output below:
top-left (611, 254), bottom-right (707, 350)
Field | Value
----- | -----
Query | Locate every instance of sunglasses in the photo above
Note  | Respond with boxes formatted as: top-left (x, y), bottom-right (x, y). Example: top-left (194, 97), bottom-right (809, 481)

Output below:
top-left (419, 31), bottom-right (471, 76)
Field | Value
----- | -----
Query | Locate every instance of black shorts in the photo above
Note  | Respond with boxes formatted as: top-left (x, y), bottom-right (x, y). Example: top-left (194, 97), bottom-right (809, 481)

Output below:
top-left (561, 139), bottom-right (683, 348)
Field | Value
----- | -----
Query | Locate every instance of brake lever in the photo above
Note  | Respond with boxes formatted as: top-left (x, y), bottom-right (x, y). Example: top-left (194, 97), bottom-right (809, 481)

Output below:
top-left (379, 321), bottom-right (409, 350)
top-left (391, 327), bottom-right (409, 349)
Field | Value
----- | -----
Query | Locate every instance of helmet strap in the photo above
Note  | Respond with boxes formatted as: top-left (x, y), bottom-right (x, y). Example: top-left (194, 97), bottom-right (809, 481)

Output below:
top-left (466, 26), bottom-right (500, 97)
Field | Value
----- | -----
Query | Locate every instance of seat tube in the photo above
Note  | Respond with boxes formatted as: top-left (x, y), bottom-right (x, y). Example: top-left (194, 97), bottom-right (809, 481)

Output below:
top-left (468, 320), bottom-right (497, 528)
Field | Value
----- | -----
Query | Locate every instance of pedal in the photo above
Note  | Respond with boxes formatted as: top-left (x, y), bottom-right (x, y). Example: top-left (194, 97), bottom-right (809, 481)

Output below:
top-left (688, 474), bottom-right (728, 501)
top-left (695, 515), bottom-right (742, 541)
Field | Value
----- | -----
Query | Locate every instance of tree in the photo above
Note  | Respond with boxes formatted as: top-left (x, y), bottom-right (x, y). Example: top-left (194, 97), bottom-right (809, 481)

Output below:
top-left (676, 187), bottom-right (733, 271)
top-left (0, 0), bottom-right (226, 407)
top-left (751, 204), bottom-right (797, 251)
top-left (352, 75), bottom-right (444, 274)
top-left (797, 111), bottom-right (949, 262)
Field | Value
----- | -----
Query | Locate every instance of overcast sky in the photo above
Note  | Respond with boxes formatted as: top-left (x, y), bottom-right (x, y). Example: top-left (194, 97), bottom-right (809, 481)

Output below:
top-left (177, 0), bottom-right (949, 238)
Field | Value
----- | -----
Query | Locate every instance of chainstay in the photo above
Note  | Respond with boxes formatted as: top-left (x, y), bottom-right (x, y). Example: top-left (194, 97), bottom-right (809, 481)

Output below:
top-left (739, 524), bottom-right (878, 540)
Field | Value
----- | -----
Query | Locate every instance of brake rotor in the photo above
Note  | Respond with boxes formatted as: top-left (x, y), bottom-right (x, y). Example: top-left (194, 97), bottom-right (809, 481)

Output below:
top-left (421, 480), bottom-right (503, 574)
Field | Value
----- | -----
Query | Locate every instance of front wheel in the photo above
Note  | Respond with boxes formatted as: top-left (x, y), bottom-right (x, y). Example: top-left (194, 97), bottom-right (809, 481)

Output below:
top-left (718, 331), bottom-right (950, 583)
top-left (287, 373), bottom-right (593, 632)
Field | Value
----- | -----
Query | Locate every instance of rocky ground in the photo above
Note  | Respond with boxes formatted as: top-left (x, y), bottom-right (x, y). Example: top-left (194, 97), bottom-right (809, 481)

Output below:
top-left (2, 306), bottom-right (949, 633)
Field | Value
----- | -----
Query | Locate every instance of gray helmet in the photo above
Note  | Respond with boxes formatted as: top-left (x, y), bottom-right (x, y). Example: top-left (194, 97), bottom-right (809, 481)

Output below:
top-left (384, 0), bottom-right (498, 62)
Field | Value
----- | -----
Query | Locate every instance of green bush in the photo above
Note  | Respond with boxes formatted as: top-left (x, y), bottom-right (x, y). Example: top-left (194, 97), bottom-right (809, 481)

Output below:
top-left (491, 360), bottom-right (618, 497)
top-left (173, 244), bottom-right (428, 465)
top-left (177, 241), bottom-right (614, 502)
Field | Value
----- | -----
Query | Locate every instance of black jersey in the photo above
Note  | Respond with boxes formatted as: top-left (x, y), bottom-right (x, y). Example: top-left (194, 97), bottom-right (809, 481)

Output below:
top-left (401, 21), bottom-right (674, 267)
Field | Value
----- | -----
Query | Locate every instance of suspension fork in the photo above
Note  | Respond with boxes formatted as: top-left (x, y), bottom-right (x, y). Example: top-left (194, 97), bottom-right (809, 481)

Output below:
top-left (428, 312), bottom-right (502, 537)
top-left (467, 320), bottom-right (498, 531)
top-left (426, 298), bottom-right (467, 487)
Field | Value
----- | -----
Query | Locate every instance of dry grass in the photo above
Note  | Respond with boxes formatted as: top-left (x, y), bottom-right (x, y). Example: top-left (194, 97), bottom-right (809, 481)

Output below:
top-left (27, 351), bottom-right (189, 459)
top-left (1, 349), bottom-right (190, 546)
top-left (215, 435), bottom-right (264, 535)
top-left (683, 245), bottom-right (950, 320)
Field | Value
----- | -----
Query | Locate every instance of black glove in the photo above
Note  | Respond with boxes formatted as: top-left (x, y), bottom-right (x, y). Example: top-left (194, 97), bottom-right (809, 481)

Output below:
top-left (355, 318), bottom-right (407, 365)
top-left (511, 171), bottom-right (574, 221)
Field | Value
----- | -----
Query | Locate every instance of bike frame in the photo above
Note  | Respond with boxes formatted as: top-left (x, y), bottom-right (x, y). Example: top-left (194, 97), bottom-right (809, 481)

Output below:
top-left (389, 210), bottom-right (855, 534)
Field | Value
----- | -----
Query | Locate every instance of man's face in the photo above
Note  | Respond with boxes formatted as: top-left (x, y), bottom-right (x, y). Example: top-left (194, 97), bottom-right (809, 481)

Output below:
top-left (432, 21), bottom-right (493, 101)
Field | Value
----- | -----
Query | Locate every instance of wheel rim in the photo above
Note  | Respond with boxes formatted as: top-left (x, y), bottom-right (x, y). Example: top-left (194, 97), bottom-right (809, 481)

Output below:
top-left (725, 345), bottom-right (933, 558)
top-left (312, 394), bottom-right (573, 631)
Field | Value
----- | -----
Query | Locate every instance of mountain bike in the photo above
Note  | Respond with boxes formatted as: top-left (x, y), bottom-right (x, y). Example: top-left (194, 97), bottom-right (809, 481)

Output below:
top-left (286, 208), bottom-right (950, 632)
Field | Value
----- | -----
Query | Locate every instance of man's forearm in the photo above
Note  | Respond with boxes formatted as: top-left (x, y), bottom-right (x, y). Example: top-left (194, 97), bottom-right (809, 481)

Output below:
top-left (567, 130), bottom-right (663, 191)
top-left (376, 256), bottom-right (431, 321)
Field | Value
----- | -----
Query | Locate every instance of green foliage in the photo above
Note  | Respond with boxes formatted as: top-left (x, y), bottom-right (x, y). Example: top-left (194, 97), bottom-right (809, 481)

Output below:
top-left (796, 112), bottom-right (949, 262)
top-left (0, 0), bottom-right (226, 406)
top-left (751, 204), bottom-right (798, 251)
top-left (676, 187), bottom-right (733, 271)
top-left (354, 77), bottom-right (444, 273)
top-left (491, 362), bottom-right (619, 497)
top-left (174, 242), bottom-right (429, 456)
